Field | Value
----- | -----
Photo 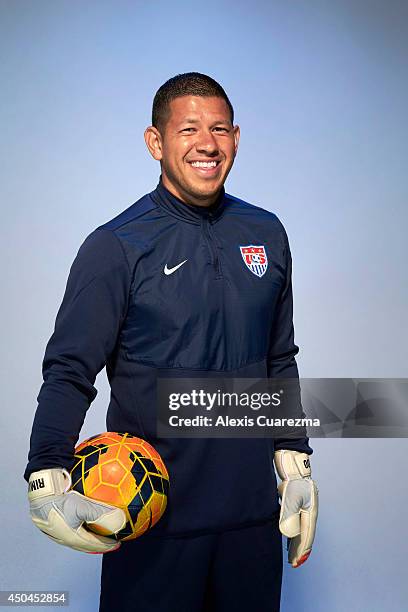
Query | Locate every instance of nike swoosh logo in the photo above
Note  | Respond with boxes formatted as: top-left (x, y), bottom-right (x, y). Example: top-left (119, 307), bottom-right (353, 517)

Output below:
top-left (164, 259), bottom-right (188, 275)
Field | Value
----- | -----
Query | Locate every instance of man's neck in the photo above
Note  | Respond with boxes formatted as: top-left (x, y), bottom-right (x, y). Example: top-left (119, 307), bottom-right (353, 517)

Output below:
top-left (161, 176), bottom-right (221, 208)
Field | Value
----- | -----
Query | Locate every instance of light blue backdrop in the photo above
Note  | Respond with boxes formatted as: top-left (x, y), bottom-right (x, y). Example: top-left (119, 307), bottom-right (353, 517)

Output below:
top-left (1, 1), bottom-right (407, 610)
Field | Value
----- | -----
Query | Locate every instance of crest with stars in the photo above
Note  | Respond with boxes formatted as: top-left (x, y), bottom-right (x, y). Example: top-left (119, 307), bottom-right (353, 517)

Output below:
top-left (239, 245), bottom-right (268, 277)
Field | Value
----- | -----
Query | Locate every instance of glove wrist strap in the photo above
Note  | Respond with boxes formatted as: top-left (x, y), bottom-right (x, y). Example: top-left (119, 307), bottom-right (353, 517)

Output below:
top-left (28, 468), bottom-right (72, 501)
top-left (274, 450), bottom-right (311, 481)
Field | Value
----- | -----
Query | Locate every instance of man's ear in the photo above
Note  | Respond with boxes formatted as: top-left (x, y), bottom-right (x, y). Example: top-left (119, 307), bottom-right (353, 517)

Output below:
top-left (233, 124), bottom-right (240, 156)
top-left (144, 126), bottom-right (163, 161)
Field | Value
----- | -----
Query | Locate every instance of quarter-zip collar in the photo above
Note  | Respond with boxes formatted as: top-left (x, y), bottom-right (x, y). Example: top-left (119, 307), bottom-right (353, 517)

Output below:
top-left (150, 177), bottom-right (226, 225)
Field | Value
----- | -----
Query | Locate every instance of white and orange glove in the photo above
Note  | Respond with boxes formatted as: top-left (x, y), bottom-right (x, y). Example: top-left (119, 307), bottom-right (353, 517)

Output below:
top-left (28, 468), bottom-right (126, 554)
top-left (274, 450), bottom-right (318, 568)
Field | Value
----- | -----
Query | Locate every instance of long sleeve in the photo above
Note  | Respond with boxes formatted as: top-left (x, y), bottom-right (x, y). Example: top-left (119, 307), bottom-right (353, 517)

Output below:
top-left (268, 225), bottom-right (312, 455)
top-left (23, 228), bottom-right (132, 481)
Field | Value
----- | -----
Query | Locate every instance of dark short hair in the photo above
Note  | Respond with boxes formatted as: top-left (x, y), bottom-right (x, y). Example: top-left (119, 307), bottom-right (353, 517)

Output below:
top-left (152, 72), bottom-right (234, 132)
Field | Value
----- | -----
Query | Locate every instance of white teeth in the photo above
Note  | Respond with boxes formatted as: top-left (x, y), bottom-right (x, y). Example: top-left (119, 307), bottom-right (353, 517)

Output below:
top-left (191, 161), bottom-right (218, 168)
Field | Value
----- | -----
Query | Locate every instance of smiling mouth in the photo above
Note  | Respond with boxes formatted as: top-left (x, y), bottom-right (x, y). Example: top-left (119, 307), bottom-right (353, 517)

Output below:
top-left (188, 160), bottom-right (221, 175)
top-left (190, 160), bottom-right (219, 168)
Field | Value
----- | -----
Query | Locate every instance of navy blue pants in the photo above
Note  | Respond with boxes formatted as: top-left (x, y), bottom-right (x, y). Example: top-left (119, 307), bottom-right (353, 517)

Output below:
top-left (99, 515), bottom-right (282, 612)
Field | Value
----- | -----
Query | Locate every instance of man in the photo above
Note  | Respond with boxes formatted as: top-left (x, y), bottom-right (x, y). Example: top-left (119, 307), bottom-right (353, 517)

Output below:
top-left (25, 73), bottom-right (318, 611)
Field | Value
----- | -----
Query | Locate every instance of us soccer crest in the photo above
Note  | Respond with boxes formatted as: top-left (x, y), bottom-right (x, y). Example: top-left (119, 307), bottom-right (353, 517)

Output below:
top-left (240, 245), bottom-right (268, 278)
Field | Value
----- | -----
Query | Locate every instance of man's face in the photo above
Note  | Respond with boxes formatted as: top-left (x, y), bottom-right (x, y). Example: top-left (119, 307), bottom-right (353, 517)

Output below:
top-left (145, 95), bottom-right (240, 206)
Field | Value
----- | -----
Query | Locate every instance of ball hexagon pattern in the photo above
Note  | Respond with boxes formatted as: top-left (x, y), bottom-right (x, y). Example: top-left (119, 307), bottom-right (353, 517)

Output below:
top-left (70, 432), bottom-right (169, 541)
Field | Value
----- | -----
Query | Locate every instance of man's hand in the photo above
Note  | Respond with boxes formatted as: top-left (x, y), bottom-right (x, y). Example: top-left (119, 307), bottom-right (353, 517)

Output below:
top-left (274, 450), bottom-right (318, 568)
top-left (28, 468), bottom-right (126, 554)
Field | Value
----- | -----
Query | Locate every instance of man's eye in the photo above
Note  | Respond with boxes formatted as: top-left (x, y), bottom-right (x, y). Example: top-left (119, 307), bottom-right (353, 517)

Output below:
top-left (181, 128), bottom-right (195, 133)
top-left (213, 127), bottom-right (229, 133)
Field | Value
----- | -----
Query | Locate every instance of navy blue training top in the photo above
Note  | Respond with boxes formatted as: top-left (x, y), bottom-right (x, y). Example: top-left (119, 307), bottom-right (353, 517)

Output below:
top-left (24, 179), bottom-right (312, 537)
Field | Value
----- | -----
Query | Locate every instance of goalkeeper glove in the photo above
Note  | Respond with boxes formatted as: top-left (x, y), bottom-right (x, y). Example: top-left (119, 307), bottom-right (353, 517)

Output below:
top-left (28, 468), bottom-right (126, 554)
top-left (274, 450), bottom-right (318, 568)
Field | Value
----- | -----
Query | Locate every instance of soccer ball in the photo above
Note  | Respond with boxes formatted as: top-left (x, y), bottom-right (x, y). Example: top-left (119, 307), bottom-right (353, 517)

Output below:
top-left (70, 432), bottom-right (169, 541)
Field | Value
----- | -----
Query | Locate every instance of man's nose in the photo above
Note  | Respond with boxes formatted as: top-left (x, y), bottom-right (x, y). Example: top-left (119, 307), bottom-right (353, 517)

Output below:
top-left (195, 130), bottom-right (219, 155)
